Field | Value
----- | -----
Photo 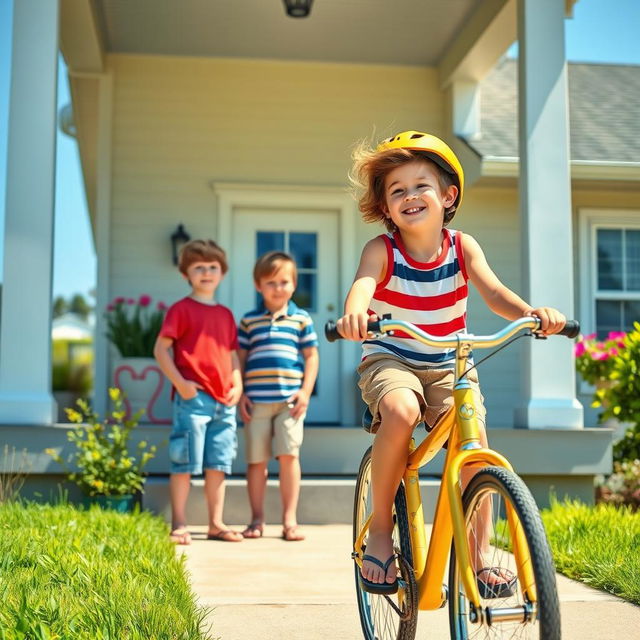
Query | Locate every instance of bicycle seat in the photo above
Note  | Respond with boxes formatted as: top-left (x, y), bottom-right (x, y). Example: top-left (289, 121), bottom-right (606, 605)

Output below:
top-left (362, 408), bottom-right (374, 431)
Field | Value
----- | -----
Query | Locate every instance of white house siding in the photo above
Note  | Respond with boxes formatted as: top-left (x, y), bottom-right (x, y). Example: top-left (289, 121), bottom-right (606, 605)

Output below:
top-left (108, 53), bottom-right (446, 310)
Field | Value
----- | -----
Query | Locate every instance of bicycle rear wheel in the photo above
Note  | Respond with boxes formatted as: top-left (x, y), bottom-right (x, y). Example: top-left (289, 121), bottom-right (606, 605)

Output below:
top-left (448, 466), bottom-right (561, 639)
top-left (353, 446), bottom-right (418, 640)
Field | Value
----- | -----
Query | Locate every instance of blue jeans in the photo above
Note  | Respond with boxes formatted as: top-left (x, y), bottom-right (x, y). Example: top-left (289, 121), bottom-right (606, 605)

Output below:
top-left (169, 391), bottom-right (237, 474)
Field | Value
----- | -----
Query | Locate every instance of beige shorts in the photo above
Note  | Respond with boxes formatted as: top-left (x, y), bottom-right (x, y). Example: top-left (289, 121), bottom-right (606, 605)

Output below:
top-left (244, 401), bottom-right (305, 464)
top-left (357, 354), bottom-right (486, 434)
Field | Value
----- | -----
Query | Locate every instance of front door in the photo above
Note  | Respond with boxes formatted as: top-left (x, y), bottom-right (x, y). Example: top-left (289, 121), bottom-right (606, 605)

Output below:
top-left (231, 208), bottom-right (340, 423)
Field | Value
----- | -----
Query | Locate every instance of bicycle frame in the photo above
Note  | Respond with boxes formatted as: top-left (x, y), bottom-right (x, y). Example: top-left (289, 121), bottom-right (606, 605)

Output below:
top-left (353, 318), bottom-right (540, 613)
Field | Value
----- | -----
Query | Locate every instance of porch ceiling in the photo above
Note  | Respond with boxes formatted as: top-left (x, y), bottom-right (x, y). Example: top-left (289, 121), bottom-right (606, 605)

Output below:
top-left (93, 0), bottom-right (487, 66)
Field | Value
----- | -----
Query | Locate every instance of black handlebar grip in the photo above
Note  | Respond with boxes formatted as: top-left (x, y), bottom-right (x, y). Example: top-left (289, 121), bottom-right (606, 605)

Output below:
top-left (559, 320), bottom-right (580, 339)
top-left (324, 319), bottom-right (383, 342)
top-left (324, 321), bottom-right (342, 342)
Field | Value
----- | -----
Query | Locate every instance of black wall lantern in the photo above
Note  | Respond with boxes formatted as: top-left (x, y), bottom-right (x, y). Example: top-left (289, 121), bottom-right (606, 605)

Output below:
top-left (170, 223), bottom-right (191, 265)
top-left (283, 0), bottom-right (314, 18)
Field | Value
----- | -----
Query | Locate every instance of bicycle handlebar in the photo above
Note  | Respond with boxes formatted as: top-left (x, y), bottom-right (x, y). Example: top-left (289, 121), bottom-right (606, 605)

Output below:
top-left (324, 316), bottom-right (580, 346)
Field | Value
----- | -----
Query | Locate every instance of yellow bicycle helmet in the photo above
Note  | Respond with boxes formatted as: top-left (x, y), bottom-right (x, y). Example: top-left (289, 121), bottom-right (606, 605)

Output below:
top-left (376, 131), bottom-right (464, 213)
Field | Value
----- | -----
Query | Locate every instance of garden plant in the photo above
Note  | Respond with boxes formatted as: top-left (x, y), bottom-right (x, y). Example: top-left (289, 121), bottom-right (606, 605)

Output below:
top-left (46, 388), bottom-right (157, 498)
top-left (105, 294), bottom-right (167, 357)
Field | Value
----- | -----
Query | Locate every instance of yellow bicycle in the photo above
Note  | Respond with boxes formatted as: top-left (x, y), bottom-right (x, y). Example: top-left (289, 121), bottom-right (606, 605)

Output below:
top-left (325, 316), bottom-right (579, 639)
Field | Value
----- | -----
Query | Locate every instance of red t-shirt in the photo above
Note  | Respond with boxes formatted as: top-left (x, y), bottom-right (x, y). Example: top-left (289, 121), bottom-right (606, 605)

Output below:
top-left (159, 297), bottom-right (239, 404)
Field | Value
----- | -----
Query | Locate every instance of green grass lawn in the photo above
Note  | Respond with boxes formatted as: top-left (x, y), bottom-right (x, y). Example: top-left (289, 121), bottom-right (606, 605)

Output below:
top-left (0, 502), bottom-right (211, 640)
top-left (542, 499), bottom-right (640, 605)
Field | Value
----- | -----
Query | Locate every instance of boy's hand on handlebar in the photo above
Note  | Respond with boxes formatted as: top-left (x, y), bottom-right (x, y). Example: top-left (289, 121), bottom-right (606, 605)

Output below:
top-left (525, 307), bottom-right (566, 335)
top-left (336, 313), bottom-right (376, 341)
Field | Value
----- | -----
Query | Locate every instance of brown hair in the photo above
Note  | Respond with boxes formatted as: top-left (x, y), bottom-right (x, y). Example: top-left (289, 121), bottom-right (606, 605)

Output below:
top-left (350, 143), bottom-right (458, 231)
top-left (253, 251), bottom-right (297, 284)
top-left (178, 239), bottom-right (228, 274)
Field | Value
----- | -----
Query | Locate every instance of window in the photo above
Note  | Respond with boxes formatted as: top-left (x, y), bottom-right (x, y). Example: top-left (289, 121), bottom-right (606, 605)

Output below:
top-left (580, 210), bottom-right (640, 339)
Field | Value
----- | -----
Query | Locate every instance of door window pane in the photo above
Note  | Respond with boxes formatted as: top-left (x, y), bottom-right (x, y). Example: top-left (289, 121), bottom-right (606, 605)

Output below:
top-left (257, 231), bottom-right (285, 256)
top-left (290, 233), bottom-right (317, 269)
top-left (292, 273), bottom-right (316, 312)
top-left (597, 229), bottom-right (622, 290)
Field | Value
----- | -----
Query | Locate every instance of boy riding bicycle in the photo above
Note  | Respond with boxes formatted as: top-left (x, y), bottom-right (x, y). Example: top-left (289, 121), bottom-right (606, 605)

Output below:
top-left (336, 131), bottom-right (567, 593)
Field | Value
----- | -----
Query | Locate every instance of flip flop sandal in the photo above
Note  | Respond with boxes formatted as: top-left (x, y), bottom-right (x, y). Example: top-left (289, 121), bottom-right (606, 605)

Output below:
top-left (476, 567), bottom-right (518, 599)
top-left (359, 553), bottom-right (399, 595)
top-left (242, 523), bottom-right (264, 539)
top-left (207, 529), bottom-right (243, 542)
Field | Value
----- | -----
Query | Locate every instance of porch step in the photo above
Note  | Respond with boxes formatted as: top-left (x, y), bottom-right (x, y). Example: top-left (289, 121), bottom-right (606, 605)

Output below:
top-left (143, 476), bottom-right (442, 526)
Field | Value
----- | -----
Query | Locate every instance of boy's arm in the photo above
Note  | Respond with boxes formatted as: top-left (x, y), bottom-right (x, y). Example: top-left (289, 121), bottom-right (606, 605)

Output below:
top-left (224, 351), bottom-right (243, 407)
top-left (287, 346), bottom-right (319, 419)
top-left (153, 335), bottom-right (202, 399)
top-left (236, 348), bottom-right (253, 422)
top-left (337, 237), bottom-right (387, 340)
top-left (462, 233), bottom-right (566, 334)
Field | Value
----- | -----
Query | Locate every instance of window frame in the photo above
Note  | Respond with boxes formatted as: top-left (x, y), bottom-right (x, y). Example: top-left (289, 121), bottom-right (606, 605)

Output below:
top-left (578, 208), bottom-right (640, 391)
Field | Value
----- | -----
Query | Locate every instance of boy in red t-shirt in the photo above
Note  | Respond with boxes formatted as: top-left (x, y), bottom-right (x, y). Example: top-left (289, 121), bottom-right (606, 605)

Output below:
top-left (154, 239), bottom-right (243, 545)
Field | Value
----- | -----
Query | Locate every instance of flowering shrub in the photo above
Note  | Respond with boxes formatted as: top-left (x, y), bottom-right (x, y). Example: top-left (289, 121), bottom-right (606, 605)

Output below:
top-left (574, 331), bottom-right (626, 386)
top-left (46, 388), bottom-right (157, 496)
top-left (581, 323), bottom-right (640, 462)
top-left (105, 294), bottom-right (168, 358)
top-left (596, 460), bottom-right (640, 510)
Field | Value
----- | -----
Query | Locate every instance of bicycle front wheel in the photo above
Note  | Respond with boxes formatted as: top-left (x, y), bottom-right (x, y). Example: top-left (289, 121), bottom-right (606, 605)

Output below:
top-left (448, 466), bottom-right (561, 639)
top-left (353, 446), bottom-right (418, 640)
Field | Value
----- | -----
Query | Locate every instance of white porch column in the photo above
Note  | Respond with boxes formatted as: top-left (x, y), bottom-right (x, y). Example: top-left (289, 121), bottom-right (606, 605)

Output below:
top-left (0, 0), bottom-right (59, 423)
top-left (514, 0), bottom-right (582, 429)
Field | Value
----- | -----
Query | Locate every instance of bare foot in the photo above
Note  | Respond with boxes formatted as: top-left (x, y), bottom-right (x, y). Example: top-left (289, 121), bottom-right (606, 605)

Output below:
top-left (361, 530), bottom-right (396, 584)
top-left (169, 527), bottom-right (192, 545)
top-left (282, 524), bottom-right (305, 541)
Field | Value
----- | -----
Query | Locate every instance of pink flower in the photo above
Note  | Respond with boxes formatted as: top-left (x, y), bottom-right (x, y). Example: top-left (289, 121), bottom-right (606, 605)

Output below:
top-left (106, 304), bottom-right (115, 312)
top-left (608, 348), bottom-right (619, 357)
top-left (138, 294), bottom-right (152, 307)
top-left (608, 331), bottom-right (626, 340)
top-left (157, 301), bottom-right (168, 311)
top-left (584, 333), bottom-right (597, 341)
top-left (574, 342), bottom-right (586, 358)
top-left (127, 298), bottom-right (135, 304)
top-left (114, 296), bottom-right (125, 305)
top-left (593, 351), bottom-right (610, 361)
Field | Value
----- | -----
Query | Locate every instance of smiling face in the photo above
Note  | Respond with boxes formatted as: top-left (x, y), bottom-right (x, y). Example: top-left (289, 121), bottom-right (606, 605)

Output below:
top-left (383, 160), bottom-right (458, 235)
top-left (256, 261), bottom-right (296, 313)
top-left (183, 260), bottom-right (224, 297)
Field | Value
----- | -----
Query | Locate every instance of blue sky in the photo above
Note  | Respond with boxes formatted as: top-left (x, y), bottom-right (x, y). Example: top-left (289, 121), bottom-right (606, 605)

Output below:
top-left (0, 0), bottom-right (639, 300)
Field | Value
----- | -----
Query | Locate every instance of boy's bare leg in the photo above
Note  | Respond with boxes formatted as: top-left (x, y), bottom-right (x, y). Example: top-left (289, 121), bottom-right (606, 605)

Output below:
top-left (205, 469), bottom-right (242, 541)
top-left (169, 472), bottom-right (192, 544)
top-left (363, 388), bottom-right (420, 585)
top-left (243, 461), bottom-right (268, 537)
top-left (279, 454), bottom-right (305, 540)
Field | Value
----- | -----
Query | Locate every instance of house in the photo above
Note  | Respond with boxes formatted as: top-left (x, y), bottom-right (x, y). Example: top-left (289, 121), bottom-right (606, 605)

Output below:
top-left (1, 0), bottom-right (630, 513)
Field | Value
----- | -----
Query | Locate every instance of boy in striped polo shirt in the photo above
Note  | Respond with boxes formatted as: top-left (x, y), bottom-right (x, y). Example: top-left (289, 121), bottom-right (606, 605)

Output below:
top-left (238, 251), bottom-right (319, 541)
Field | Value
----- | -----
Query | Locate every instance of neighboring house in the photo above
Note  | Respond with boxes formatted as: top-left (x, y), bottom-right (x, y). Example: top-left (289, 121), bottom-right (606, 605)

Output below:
top-left (2, 0), bottom-right (631, 509)
top-left (51, 313), bottom-right (94, 342)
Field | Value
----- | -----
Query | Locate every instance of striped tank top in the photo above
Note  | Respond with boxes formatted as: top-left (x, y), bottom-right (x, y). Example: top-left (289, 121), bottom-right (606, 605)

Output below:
top-left (362, 228), bottom-right (469, 369)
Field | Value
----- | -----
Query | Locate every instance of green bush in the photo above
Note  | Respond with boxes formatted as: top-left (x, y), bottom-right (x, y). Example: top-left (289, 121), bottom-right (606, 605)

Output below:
top-left (0, 502), bottom-right (211, 639)
top-left (593, 322), bottom-right (640, 462)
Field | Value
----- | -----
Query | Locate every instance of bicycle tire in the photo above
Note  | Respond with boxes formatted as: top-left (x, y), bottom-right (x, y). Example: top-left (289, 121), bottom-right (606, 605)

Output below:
top-left (448, 466), bottom-right (561, 639)
top-left (353, 446), bottom-right (418, 640)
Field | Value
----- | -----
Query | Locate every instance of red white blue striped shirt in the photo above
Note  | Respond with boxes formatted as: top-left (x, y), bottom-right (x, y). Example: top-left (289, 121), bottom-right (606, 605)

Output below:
top-left (362, 228), bottom-right (469, 368)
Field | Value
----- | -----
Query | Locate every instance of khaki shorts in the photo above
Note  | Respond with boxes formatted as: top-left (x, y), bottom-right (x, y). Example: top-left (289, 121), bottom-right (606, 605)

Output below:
top-left (357, 354), bottom-right (486, 434)
top-left (244, 401), bottom-right (305, 464)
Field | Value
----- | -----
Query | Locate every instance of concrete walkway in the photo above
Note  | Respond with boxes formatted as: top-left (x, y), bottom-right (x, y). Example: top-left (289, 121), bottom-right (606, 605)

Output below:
top-left (178, 524), bottom-right (640, 640)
